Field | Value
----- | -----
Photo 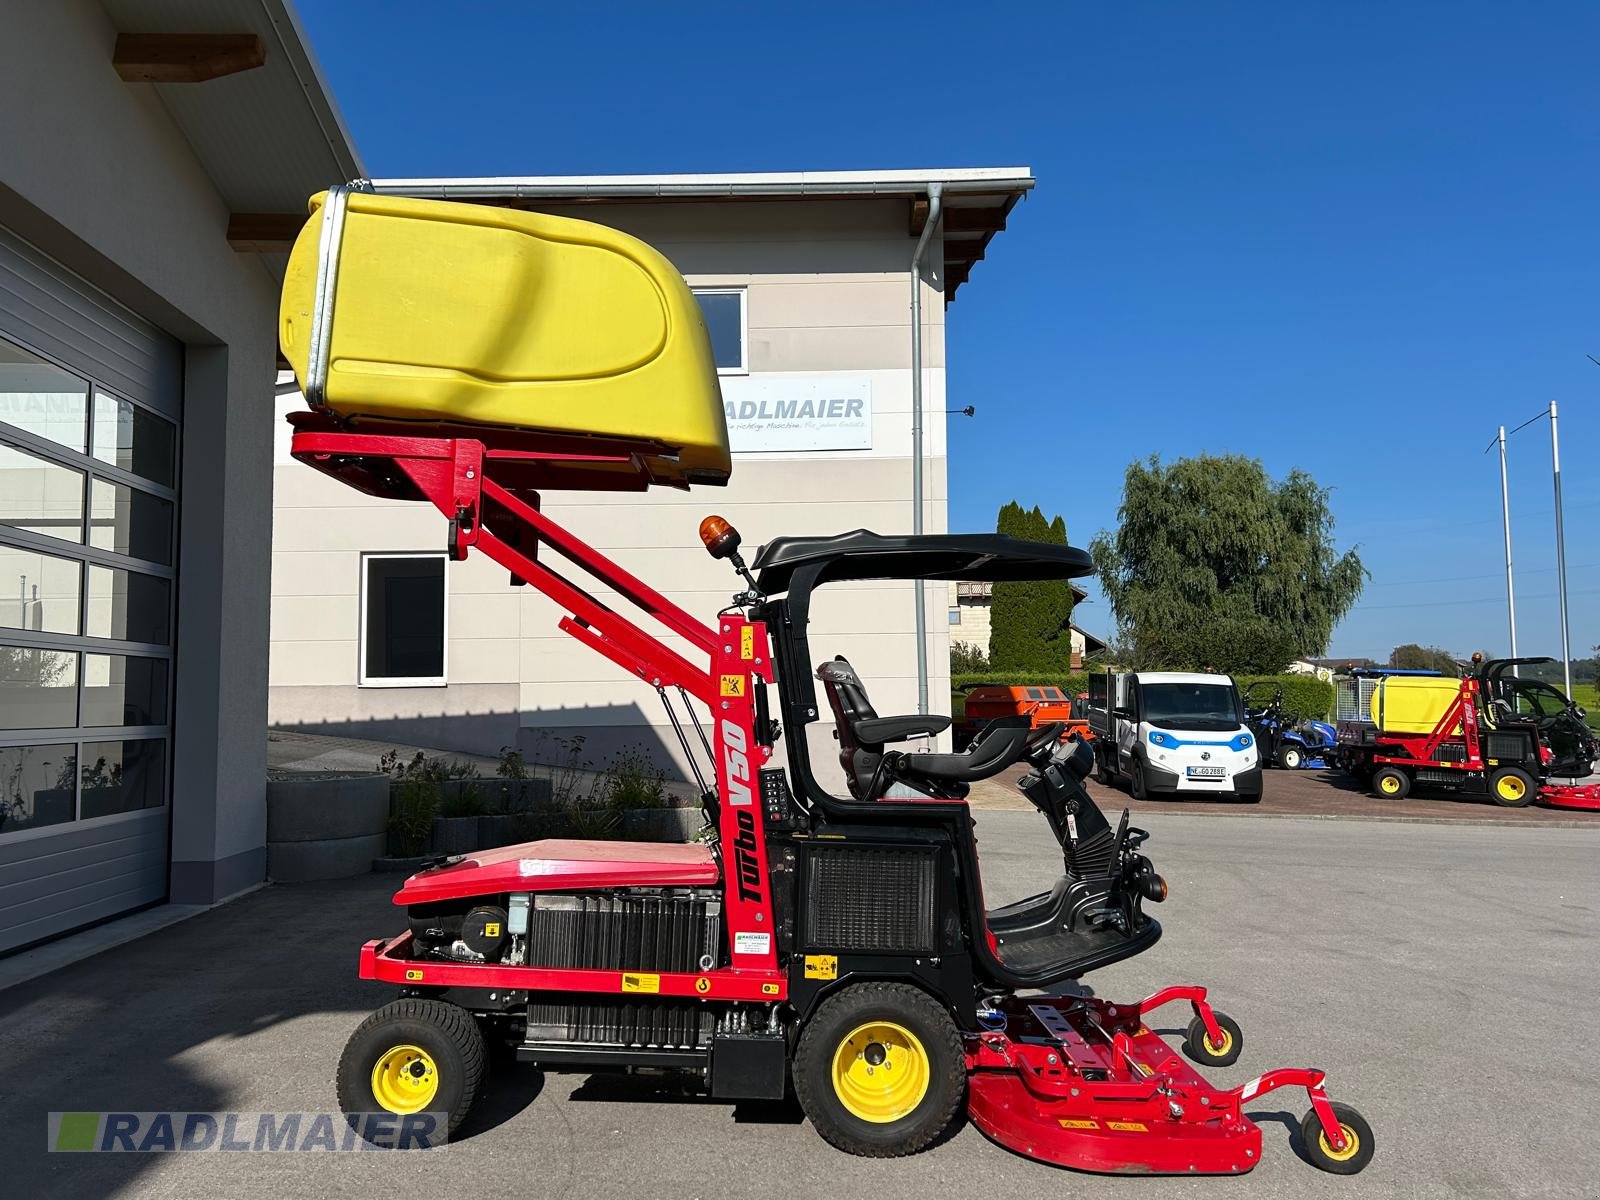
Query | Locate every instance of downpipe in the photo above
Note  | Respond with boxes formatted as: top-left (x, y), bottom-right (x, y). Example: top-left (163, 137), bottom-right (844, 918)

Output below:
top-left (910, 183), bottom-right (943, 716)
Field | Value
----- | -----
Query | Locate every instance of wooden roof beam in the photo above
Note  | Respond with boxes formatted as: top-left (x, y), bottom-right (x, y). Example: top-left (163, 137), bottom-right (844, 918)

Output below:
top-left (114, 33), bottom-right (265, 83)
top-left (226, 213), bottom-right (305, 252)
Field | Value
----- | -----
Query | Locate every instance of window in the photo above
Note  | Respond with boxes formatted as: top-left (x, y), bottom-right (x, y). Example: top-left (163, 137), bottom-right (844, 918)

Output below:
top-left (0, 331), bottom-right (178, 840)
top-left (692, 288), bottom-right (746, 375)
top-left (948, 609), bottom-right (961, 625)
top-left (361, 553), bottom-right (447, 686)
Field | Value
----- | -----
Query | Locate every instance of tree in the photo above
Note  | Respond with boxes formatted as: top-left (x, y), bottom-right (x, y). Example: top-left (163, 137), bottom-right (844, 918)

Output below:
top-left (1090, 455), bottom-right (1365, 673)
top-left (1389, 644), bottom-right (1461, 675)
top-left (950, 640), bottom-right (990, 674)
top-left (989, 502), bottom-right (1075, 671)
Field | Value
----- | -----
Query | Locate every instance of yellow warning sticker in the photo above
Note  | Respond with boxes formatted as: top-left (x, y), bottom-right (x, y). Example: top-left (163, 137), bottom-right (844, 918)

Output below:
top-left (761, 983), bottom-right (781, 996)
top-left (720, 674), bottom-right (746, 698)
top-left (1058, 1118), bottom-right (1098, 1130)
top-left (622, 972), bottom-right (660, 994)
top-left (804, 954), bottom-right (838, 980)
top-left (404, 969), bottom-right (424, 981)
top-left (1107, 1121), bottom-right (1149, 1133)
top-left (695, 977), bottom-right (711, 994)
top-left (1133, 1061), bottom-right (1155, 1078)
top-left (740, 627), bottom-right (755, 660)
top-left (484, 922), bottom-right (501, 938)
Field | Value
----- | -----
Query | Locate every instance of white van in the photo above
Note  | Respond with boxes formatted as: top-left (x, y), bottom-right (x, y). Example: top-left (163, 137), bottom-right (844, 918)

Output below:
top-left (1086, 671), bottom-right (1262, 802)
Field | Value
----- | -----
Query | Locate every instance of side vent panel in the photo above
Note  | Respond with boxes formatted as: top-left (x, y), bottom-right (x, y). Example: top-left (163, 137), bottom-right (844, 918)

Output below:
top-left (804, 846), bottom-right (936, 954)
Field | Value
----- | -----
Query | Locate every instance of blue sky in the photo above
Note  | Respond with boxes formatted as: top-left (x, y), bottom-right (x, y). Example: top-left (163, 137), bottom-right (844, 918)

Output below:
top-left (297, 0), bottom-right (1598, 663)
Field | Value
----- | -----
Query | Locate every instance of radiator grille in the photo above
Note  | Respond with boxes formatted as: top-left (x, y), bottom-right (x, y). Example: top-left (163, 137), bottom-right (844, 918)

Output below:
top-left (1487, 733), bottom-right (1528, 761)
top-left (526, 999), bottom-right (713, 1049)
top-left (1436, 743), bottom-right (1467, 763)
top-left (805, 847), bottom-right (936, 953)
top-left (527, 891), bottom-right (721, 973)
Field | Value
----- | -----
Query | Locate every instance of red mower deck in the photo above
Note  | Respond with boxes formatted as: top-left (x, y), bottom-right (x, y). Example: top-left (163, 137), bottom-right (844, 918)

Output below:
top-left (967, 987), bottom-right (1352, 1175)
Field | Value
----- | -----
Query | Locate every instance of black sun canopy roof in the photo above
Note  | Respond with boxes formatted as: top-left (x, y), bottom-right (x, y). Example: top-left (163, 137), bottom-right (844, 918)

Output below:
top-left (752, 530), bottom-right (1095, 593)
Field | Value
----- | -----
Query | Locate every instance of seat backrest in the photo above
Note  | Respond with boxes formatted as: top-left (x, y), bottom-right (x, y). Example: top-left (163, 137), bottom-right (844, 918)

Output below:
top-left (816, 657), bottom-right (883, 799)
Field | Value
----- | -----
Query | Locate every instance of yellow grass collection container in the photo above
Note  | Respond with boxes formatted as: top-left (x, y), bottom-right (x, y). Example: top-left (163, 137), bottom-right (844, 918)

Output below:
top-left (279, 189), bottom-right (730, 488)
top-left (1369, 676), bottom-right (1465, 736)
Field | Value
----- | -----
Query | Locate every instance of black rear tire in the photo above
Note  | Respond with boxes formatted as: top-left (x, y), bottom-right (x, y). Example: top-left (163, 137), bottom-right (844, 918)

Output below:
top-left (337, 998), bottom-right (487, 1138)
top-left (793, 982), bottom-right (965, 1158)
top-left (1371, 766), bottom-right (1410, 800)
top-left (1298, 1102), bottom-right (1375, 1174)
top-left (1094, 747), bottom-right (1115, 786)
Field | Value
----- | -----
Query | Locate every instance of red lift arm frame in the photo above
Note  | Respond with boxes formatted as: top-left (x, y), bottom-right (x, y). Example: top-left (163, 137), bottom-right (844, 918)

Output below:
top-left (291, 425), bottom-right (785, 994)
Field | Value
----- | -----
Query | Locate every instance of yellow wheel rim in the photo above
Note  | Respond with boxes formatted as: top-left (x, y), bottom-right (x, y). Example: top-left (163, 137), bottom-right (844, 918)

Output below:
top-left (1496, 775), bottom-right (1526, 801)
top-left (830, 1021), bottom-right (930, 1124)
top-left (1379, 775), bottom-right (1401, 795)
top-left (1204, 1027), bottom-right (1233, 1056)
top-left (370, 1044), bottom-right (439, 1115)
top-left (1319, 1123), bottom-right (1361, 1162)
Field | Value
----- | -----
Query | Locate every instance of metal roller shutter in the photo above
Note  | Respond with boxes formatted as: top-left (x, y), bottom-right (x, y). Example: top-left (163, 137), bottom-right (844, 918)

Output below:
top-left (0, 225), bottom-right (180, 954)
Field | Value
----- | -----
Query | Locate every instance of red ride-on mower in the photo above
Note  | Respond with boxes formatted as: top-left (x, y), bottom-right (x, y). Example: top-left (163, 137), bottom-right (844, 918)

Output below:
top-left (276, 187), bottom-right (1370, 1176)
top-left (298, 431), bottom-right (1371, 1175)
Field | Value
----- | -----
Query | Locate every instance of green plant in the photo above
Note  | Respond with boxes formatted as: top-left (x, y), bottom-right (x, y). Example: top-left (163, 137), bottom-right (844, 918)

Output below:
top-left (377, 749), bottom-right (481, 784)
top-left (496, 745), bottom-right (530, 781)
top-left (524, 731), bottom-right (599, 810)
top-left (567, 805), bottom-right (621, 838)
top-left (439, 781), bottom-right (487, 818)
top-left (1090, 454), bottom-right (1366, 673)
top-left (600, 748), bottom-right (667, 811)
top-left (991, 502), bottom-right (1075, 671)
top-left (950, 640), bottom-right (991, 674)
top-left (387, 779), bottom-right (441, 857)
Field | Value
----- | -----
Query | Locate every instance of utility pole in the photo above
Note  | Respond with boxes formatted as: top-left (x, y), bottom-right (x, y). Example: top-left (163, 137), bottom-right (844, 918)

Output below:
top-left (1495, 424), bottom-right (1518, 669)
top-left (1549, 400), bottom-right (1572, 694)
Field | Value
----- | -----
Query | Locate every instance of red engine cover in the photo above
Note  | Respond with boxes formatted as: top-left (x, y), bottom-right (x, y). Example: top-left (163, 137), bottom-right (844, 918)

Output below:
top-left (391, 838), bottom-right (718, 905)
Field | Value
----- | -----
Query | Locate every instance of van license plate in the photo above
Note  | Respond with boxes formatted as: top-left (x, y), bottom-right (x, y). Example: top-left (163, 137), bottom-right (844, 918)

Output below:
top-left (1186, 766), bottom-right (1225, 778)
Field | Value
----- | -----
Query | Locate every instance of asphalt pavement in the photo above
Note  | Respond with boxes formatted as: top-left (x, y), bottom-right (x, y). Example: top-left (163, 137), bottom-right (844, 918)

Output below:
top-left (2, 811), bottom-right (1597, 1200)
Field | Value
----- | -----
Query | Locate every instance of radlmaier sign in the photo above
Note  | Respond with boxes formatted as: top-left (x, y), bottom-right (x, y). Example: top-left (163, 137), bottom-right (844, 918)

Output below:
top-left (720, 376), bottom-right (872, 453)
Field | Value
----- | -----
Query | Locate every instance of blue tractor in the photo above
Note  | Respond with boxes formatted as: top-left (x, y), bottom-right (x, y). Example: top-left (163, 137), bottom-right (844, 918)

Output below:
top-left (1243, 682), bottom-right (1337, 770)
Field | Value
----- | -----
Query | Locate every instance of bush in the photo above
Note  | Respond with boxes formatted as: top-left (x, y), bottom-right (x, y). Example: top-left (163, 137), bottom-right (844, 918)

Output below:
top-left (1235, 674), bottom-right (1336, 721)
top-left (950, 670), bottom-right (1334, 721)
top-left (387, 780), bottom-right (440, 856)
top-left (950, 640), bottom-right (991, 674)
top-left (599, 748), bottom-right (667, 811)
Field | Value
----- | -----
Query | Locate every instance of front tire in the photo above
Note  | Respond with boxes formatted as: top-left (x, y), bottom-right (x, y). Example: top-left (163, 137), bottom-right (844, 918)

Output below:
top-left (1130, 757), bottom-right (1149, 801)
top-left (1488, 765), bottom-right (1537, 808)
top-left (793, 982), bottom-right (965, 1157)
top-left (1278, 745), bottom-right (1303, 770)
top-left (337, 998), bottom-right (487, 1137)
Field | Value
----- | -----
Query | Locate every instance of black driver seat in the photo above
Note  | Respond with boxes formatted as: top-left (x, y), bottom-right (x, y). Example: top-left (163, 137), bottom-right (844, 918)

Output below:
top-left (816, 657), bottom-right (1035, 800)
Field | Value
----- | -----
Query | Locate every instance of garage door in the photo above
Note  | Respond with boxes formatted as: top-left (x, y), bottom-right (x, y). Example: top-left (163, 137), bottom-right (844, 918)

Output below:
top-left (0, 226), bottom-right (181, 954)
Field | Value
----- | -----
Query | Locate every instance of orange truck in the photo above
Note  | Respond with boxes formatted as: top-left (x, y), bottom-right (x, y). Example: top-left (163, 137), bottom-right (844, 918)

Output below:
top-left (954, 684), bottom-right (1094, 750)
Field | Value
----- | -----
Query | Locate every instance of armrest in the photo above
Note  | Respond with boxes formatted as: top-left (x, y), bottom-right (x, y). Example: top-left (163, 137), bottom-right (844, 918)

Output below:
top-left (854, 713), bottom-right (952, 744)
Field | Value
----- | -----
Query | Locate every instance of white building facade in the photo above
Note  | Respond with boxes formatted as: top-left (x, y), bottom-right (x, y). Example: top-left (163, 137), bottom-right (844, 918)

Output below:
top-left (0, 0), bottom-right (360, 953)
top-left (268, 171), bottom-right (1031, 774)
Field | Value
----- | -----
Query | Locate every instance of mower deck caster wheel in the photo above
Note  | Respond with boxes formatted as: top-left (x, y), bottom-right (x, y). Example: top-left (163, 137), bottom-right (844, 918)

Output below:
top-left (1181, 1011), bottom-right (1243, 1067)
top-left (1299, 1102), bottom-right (1375, 1174)
top-left (337, 998), bottom-right (487, 1137)
top-left (793, 981), bottom-right (965, 1158)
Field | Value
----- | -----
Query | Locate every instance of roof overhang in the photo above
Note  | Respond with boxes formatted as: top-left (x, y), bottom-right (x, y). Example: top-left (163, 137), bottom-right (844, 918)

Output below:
top-left (98, 0), bottom-right (364, 267)
top-left (363, 168), bottom-right (1035, 302)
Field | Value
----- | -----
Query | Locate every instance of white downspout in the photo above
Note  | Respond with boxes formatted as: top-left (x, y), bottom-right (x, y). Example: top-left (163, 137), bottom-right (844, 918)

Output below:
top-left (910, 183), bottom-right (943, 716)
